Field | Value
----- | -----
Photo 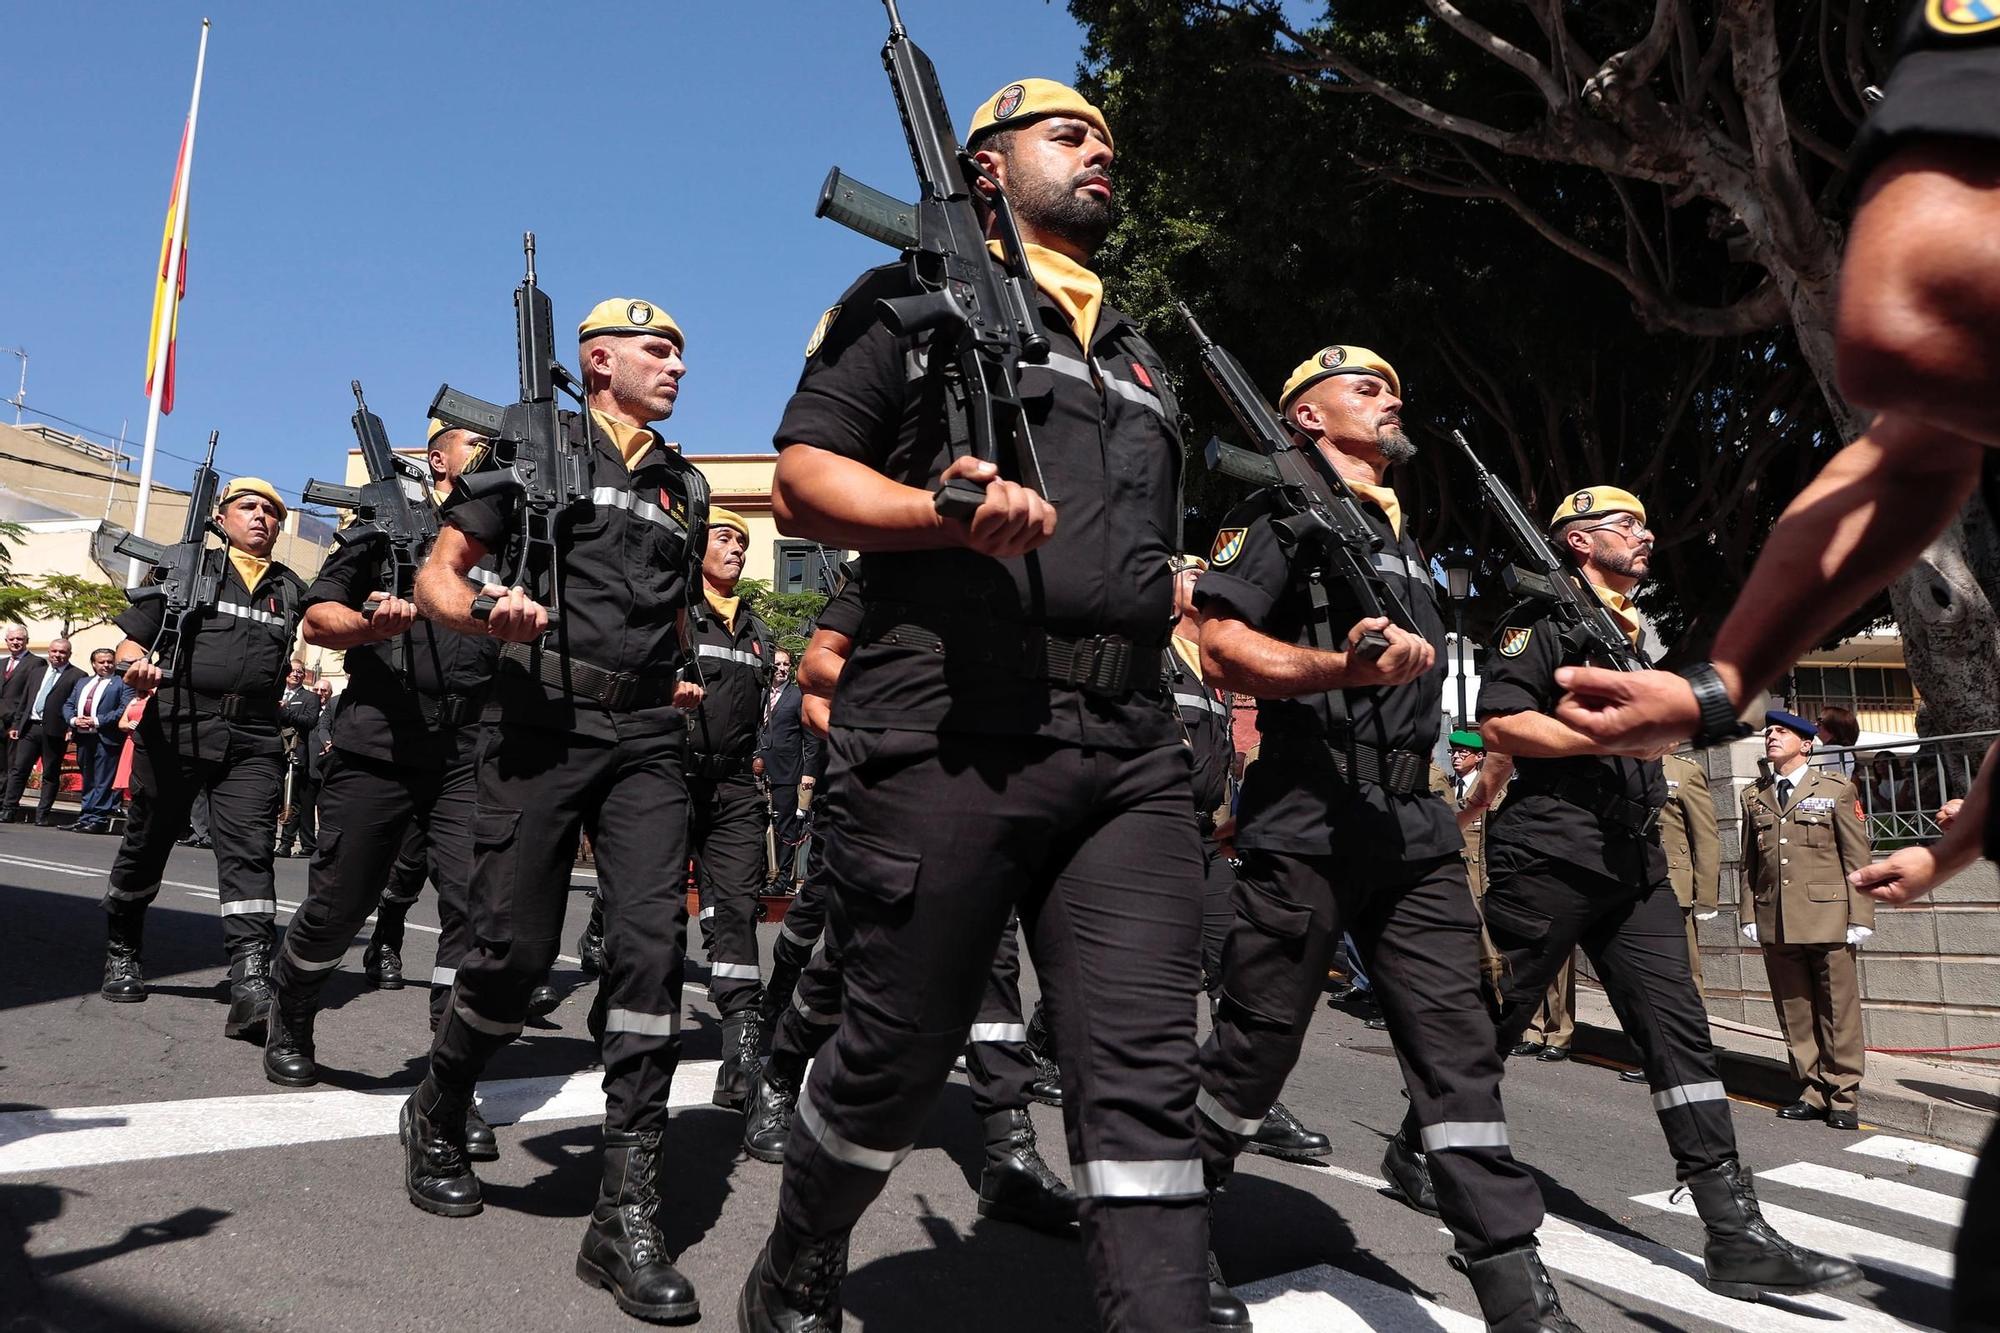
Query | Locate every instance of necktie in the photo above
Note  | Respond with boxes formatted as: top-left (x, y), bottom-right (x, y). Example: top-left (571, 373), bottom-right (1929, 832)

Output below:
top-left (81, 680), bottom-right (101, 723)
top-left (1777, 778), bottom-right (1793, 810)
top-left (4, 655), bottom-right (17, 678)
top-left (30, 669), bottom-right (59, 721)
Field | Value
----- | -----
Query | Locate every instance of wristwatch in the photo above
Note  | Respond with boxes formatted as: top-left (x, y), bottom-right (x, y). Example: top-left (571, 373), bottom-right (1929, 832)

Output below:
top-left (1677, 661), bottom-right (1750, 747)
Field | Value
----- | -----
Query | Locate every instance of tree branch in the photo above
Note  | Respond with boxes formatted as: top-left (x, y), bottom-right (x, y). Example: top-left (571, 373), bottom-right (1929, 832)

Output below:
top-left (1264, 45), bottom-right (1530, 155)
top-left (1719, 0), bottom-right (1831, 255)
top-left (1423, 0), bottom-right (1569, 107)
top-left (1583, 0), bottom-right (1683, 114)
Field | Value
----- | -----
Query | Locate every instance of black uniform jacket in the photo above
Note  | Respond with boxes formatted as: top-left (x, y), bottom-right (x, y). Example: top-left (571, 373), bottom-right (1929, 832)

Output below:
top-left (444, 409), bottom-right (705, 740)
top-left (1167, 640), bottom-right (1232, 820)
top-left (687, 598), bottom-right (774, 760)
top-left (773, 258), bottom-right (1183, 748)
top-left (117, 548), bottom-right (306, 761)
top-left (305, 533), bottom-right (498, 768)
top-left (1477, 600), bottom-right (1668, 887)
top-left (1194, 486), bottom-right (1459, 863)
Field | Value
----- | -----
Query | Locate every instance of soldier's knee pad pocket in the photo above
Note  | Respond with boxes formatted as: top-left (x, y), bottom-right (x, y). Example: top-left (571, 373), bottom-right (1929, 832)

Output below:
top-left (468, 808), bottom-right (523, 942)
top-left (1480, 892), bottom-right (1553, 953)
top-left (1220, 882), bottom-right (1315, 1028)
top-left (822, 824), bottom-right (921, 923)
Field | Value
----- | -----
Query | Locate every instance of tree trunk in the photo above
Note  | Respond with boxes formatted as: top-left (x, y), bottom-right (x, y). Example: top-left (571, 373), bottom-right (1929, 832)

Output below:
top-left (1891, 509), bottom-right (2000, 738)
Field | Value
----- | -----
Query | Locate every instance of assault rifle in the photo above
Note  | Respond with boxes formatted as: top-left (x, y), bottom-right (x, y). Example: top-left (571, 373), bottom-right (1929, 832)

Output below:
top-left (1448, 430), bottom-right (1644, 671)
top-left (428, 232), bottom-right (590, 626)
top-left (814, 0), bottom-right (1053, 518)
top-left (1178, 304), bottom-right (1414, 662)
top-left (115, 430), bottom-right (223, 681)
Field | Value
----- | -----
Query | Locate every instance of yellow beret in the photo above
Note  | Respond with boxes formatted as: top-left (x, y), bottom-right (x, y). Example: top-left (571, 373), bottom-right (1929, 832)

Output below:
top-left (1549, 485), bottom-right (1646, 530)
top-left (218, 477), bottom-right (286, 517)
top-left (707, 507), bottom-right (750, 539)
top-left (967, 79), bottom-right (1112, 151)
top-left (1278, 345), bottom-right (1401, 409)
top-left (426, 417), bottom-right (451, 444)
top-left (578, 298), bottom-right (685, 350)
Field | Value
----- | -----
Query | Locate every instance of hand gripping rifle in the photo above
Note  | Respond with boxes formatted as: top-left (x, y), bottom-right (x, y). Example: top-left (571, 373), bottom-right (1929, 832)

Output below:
top-left (813, 0), bottom-right (1054, 519)
top-left (428, 232), bottom-right (591, 628)
top-left (303, 381), bottom-right (439, 666)
top-left (114, 430), bottom-right (223, 681)
top-left (1447, 430), bottom-right (1644, 671)
top-left (1178, 304), bottom-right (1414, 663)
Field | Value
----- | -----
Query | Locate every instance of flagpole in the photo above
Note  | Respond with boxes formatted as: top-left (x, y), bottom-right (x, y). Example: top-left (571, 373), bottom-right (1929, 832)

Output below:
top-left (132, 17), bottom-right (209, 584)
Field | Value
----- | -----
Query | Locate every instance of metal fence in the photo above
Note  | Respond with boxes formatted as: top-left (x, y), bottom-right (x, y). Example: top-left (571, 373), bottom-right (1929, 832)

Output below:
top-left (1809, 729), bottom-right (1998, 850)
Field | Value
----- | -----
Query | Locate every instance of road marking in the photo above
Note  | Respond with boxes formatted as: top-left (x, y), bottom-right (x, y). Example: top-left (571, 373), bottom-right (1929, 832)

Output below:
top-left (0, 1060), bottom-right (723, 1176)
top-left (1761, 1160), bottom-right (1967, 1227)
top-left (1235, 1263), bottom-right (1483, 1331)
top-left (1848, 1134), bottom-right (1980, 1180)
top-left (1633, 1188), bottom-right (1953, 1286)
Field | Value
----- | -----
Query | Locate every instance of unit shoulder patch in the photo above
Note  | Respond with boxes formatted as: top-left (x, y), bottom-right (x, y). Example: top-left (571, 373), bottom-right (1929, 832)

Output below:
top-left (1497, 626), bottom-right (1533, 657)
top-left (1929, 0), bottom-right (2000, 35)
top-left (1211, 527), bottom-right (1247, 566)
top-left (805, 305), bottom-right (842, 358)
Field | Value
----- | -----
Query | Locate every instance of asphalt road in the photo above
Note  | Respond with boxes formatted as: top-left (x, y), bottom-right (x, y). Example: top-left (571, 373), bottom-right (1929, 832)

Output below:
top-left (0, 824), bottom-right (1969, 1332)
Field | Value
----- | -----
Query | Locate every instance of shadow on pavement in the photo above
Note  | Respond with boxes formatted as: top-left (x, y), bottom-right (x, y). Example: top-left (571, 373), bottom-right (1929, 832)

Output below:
top-left (844, 1192), bottom-right (1093, 1332)
top-left (0, 884), bottom-right (227, 1015)
top-left (0, 1180), bottom-right (233, 1332)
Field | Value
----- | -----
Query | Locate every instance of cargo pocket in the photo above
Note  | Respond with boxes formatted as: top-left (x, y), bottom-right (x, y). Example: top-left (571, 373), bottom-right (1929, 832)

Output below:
top-left (468, 808), bottom-right (522, 943)
top-left (822, 825), bottom-right (923, 924)
top-left (1219, 877), bottom-right (1318, 1029)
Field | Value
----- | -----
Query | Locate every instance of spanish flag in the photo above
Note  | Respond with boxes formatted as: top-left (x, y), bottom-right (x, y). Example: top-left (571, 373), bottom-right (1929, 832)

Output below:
top-left (143, 124), bottom-right (191, 415)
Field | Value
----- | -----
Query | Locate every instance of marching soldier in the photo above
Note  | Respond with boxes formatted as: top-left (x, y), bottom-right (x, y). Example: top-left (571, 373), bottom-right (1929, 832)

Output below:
top-left (1740, 711), bottom-right (1873, 1130)
top-left (99, 478), bottom-right (308, 1046)
top-left (403, 297), bottom-right (710, 1322)
top-left (1396, 485), bottom-right (1858, 1302)
top-left (740, 81), bottom-right (1213, 1332)
top-left (264, 422), bottom-right (496, 1165)
top-left (1195, 342), bottom-right (1571, 1330)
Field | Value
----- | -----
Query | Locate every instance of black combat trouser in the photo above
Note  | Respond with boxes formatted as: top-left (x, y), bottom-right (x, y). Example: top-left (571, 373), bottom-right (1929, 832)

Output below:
top-left (778, 729), bottom-right (1207, 1333)
top-left (271, 731), bottom-right (476, 1029)
top-left (768, 783), bottom-right (804, 880)
top-left (376, 819), bottom-right (461, 1028)
top-left (1199, 838), bottom-right (1234, 992)
top-left (1200, 850), bottom-right (1543, 1259)
top-left (1475, 860), bottom-right (1736, 1179)
top-left (4, 726), bottom-right (66, 819)
top-left (690, 769), bottom-right (768, 1017)
top-left (425, 720), bottom-right (690, 1135)
top-left (103, 718), bottom-right (282, 954)
top-left (1958, 1124), bottom-right (2000, 1332)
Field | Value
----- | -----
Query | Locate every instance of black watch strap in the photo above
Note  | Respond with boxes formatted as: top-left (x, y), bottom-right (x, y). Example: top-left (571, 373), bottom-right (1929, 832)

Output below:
top-left (1678, 661), bottom-right (1750, 747)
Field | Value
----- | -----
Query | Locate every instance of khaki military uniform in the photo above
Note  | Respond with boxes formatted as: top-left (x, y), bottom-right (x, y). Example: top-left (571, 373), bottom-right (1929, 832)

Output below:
top-left (1660, 753), bottom-right (1721, 996)
top-left (1433, 762), bottom-right (1504, 989)
top-left (1741, 766), bottom-right (1875, 1115)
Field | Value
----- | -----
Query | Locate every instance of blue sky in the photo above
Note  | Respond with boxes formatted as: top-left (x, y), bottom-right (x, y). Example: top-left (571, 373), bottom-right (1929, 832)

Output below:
top-left (1, 1), bottom-right (1095, 510)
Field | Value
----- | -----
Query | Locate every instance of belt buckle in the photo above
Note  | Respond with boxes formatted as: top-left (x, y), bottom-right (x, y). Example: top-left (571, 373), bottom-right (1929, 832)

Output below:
top-left (217, 693), bottom-right (242, 720)
top-left (601, 672), bottom-right (640, 711)
top-left (1080, 635), bottom-right (1129, 696)
top-left (1637, 802), bottom-right (1664, 837)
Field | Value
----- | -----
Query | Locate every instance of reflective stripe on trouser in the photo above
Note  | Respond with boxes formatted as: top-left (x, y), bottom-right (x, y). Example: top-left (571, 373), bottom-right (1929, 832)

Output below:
top-left (1202, 850), bottom-right (1543, 1256)
top-left (963, 917), bottom-right (1038, 1118)
top-left (425, 721), bottom-right (691, 1135)
top-left (779, 731), bottom-right (1207, 1332)
top-left (1482, 862), bottom-right (1736, 1178)
top-left (690, 771), bottom-right (768, 1017)
top-left (103, 717), bottom-right (282, 955)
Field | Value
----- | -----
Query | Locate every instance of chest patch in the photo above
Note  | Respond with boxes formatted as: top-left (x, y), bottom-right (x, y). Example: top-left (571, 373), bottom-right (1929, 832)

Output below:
top-left (1497, 626), bottom-right (1533, 657)
top-left (1666, 779), bottom-right (1680, 791)
top-left (1800, 796), bottom-right (1837, 812)
top-left (1211, 527), bottom-right (1246, 566)
top-left (1130, 360), bottom-right (1154, 389)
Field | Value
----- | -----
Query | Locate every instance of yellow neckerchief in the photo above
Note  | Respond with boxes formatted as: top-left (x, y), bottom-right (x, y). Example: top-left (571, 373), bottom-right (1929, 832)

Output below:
top-left (228, 548), bottom-right (272, 594)
top-left (988, 240), bottom-right (1103, 349)
top-left (1348, 478), bottom-right (1402, 540)
top-left (705, 588), bottom-right (742, 631)
top-left (1592, 582), bottom-right (1644, 648)
top-left (1169, 630), bottom-right (1204, 686)
top-left (590, 408), bottom-right (658, 470)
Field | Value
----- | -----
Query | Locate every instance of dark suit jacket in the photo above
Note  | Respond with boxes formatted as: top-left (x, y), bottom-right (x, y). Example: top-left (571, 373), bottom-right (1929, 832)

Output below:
top-left (757, 683), bottom-right (819, 786)
top-left (306, 695), bottom-right (337, 781)
top-left (279, 688), bottom-right (322, 772)
top-left (64, 674), bottom-right (135, 735)
top-left (12, 662), bottom-right (86, 737)
top-left (0, 652), bottom-right (42, 724)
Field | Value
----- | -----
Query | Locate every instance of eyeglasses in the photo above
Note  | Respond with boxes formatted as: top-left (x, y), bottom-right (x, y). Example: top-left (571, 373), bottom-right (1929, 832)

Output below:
top-left (1578, 514), bottom-right (1650, 539)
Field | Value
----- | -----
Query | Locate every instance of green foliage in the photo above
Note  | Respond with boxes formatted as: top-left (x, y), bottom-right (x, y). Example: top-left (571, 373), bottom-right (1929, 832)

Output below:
top-left (28, 574), bottom-right (132, 636)
top-left (734, 577), bottom-right (827, 657)
top-left (0, 586), bottom-right (36, 625)
top-left (0, 520), bottom-right (25, 586)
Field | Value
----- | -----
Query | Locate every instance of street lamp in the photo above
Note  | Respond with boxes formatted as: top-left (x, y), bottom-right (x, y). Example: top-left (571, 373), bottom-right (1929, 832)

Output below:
top-left (1445, 564), bottom-right (1473, 725)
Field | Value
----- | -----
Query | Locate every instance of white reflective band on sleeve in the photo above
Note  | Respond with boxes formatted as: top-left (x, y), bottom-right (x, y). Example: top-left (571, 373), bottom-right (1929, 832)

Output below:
top-left (215, 600), bottom-right (284, 627)
top-left (779, 920), bottom-right (819, 948)
top-left (106, 884), bottom-right (158, 901)
top-left (1072, 1158), bottom-right (1205, 1199)
top-left (1100, 373), bottom-right (1166, 418)
top-left (710, 962), bottom-right (763, 981)
top-left (283, 942), bottom-right (342, 972)
top-left (1173, 690), bottom-right (1229, 717)
top-left (1419, 1121), bottom-right (1512, 1152)
top-left (1371, 551), bottom-right (1430, 582)
top-left (452, 1002), bottom-right (523, 1038)
top-left (698, 906), bottom-right (715, 921)
top-left (1652, 1081), bottom-right (1727, 1112)
top-left (589, 486), bottom-right (678, 535)
top-left (603, 1008), bottom-right (682, 1037)
top-left (696, 644), bottom-right (762, 669)
top-left (796, 1092), bottom-right (913, 1173)
top-left (1038, 351), bottom-right (1095, 385)
top-left (219, 899), bottom-right (278, 917)
top-left (1196, 1088), bottom-right (1265, 1137)
top-left (966, 1023), bottom-right (1029, 1044)
top-left (793, 993), bottom-right (841, 1026)
top-left (429, 967), bottom-right (457, 988)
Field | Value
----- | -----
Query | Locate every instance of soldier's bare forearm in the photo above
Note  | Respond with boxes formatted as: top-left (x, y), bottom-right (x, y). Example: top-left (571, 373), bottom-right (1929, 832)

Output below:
top-left (1479, 712), bottom-right (1603, 759)
top-left (1197, 615), bottom-right (1365, 698)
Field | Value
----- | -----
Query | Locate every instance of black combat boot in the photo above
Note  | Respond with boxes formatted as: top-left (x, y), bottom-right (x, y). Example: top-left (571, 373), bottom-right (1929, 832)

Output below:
top-left (577, 892), bottom-right (606, 978)
top-left (1024, 1003), bottom-right (1063, 1107)
top-left (1207, 1248), bottom-right (1251, 1329)
top-left (1687, 1159), bottom-right (1862, 1299)
top-left (1381, 1122), bottom-right (1439, 1217)
top-left (101, 911), bottom-right (147, 1003)
top-left (263, 983), bottom-right (318, 1086)
top-left (713, 1013), bottom-right (755, 1110)
top-left (1246, 1100), bottom-right (1331, 1162)
top-left (737, 1219), bottom-right (849, 1332)
top-left (464, 1099), bottom-right (498, 1162)
top-left (574, 1129), bottom-right (700, 1323)
top-left (743, 1052), bottom-right (804, 1164)
top-left (223, 943), bottom-right (274, 1042)
top-left (363, 937), bottom-right (404, 989)
top-left (526, 981), bottom-right (561, 1018)
top-left (974, 1108), bottom-right (1078, 1234)
top-left (1455, 1246), bottom-right (1581, 1332)
top-left (400, 1079), bottom-right (482, 1216)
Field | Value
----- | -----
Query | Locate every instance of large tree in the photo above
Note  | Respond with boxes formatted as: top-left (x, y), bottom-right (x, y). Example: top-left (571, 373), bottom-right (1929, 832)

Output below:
top-left (1073, 0), bottom-right (1996, 731)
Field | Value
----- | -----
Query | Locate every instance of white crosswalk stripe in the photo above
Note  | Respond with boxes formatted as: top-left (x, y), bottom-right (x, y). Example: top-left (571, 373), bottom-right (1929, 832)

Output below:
top-left (1848, 1133), bottom-right (1980, 1180)
top-left (1238, 1264), bottom-right (1484, 1331)
top-left (1760, 1160), bottom-right (1967, 1227)
top-left (1632, 1187), bottom-right (1954, 1286)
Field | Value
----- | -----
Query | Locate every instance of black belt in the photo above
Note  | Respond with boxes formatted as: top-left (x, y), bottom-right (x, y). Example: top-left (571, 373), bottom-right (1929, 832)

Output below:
top-left (1324, 735), bottom-right (1432, 796)
top-left (498, 643), bottom-right (675, 712)
top-left (687, 750), bottom-right (755, 780)
top-left (1534, 773), bottom-right (1664, 837)
top-left (421, 692), bottom-right (482, 729)
top-left (180, 688), bottom-right (275, 723)
top-left (862, 603), bottom-right (1159, 698)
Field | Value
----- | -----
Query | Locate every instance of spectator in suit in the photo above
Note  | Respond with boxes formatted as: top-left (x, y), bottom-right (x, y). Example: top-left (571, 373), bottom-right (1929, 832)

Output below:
top-left (0, 624), bottom-right (42, 817)
top-left (64, 648), bottom-right (134, 833)
top-left (5, 637), bottom-right (85, 825)
top-left (274, 671), bottom-right (325, 857)
top-left (755, 648), bottom-right (819, 886)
